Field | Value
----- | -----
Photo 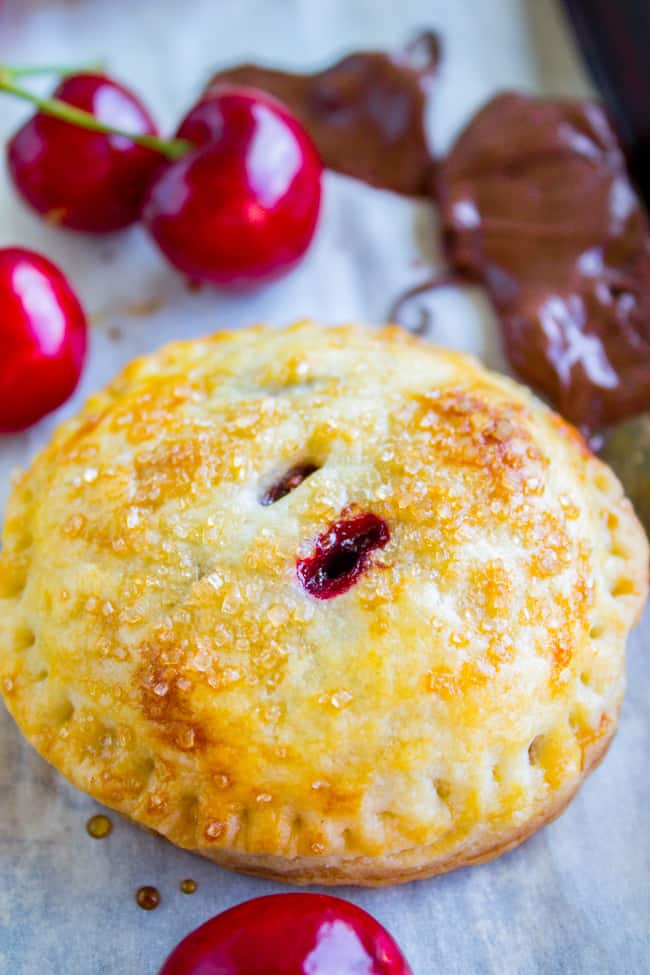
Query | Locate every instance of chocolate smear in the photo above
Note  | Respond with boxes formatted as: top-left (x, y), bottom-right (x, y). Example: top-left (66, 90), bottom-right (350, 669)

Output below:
top-left (205, 32), bottom-right (440, 196)
top-left (208, 39), bottom-right (650, 435)
top-left (438, 92), bottom-right (650, 431)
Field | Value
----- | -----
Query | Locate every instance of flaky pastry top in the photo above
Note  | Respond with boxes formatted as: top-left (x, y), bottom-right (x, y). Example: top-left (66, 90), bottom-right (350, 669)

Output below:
top-left (1, 322), bottom-right (647, 866)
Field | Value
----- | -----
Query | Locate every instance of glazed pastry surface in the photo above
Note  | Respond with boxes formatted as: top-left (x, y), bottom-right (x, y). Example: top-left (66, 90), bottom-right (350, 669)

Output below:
top-left (1, 322), bottom-right (646, 885)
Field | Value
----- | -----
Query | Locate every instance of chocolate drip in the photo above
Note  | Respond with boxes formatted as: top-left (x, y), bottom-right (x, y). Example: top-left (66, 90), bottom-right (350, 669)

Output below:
top-left (205, 32), bottom-right (440, 196)
top-left (388, 271), bottom-right (469, 335)
top-left (438, 93), bottom-right (650, 431)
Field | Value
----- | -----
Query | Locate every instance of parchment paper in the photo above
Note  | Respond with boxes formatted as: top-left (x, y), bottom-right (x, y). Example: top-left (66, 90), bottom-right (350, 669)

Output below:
top-left (0, 1), bottom-right (648, 973)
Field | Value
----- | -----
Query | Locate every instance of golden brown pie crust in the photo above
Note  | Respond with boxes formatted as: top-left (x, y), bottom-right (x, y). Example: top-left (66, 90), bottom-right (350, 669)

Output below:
top-left (1, 322), bottom-right (647, 885)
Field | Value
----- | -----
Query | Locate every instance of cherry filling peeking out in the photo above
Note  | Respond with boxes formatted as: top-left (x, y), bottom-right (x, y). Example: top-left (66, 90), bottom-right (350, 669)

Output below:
top-left (261, 463), bottom-right (319, 505)
top-left (297, 513), bottom-right (390, 599)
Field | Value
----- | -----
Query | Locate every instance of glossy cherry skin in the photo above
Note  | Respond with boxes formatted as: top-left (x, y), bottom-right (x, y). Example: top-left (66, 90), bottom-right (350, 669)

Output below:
top-left (158, 893), bottom-right (412, 975)
top-left (142, 86), bottom-right (322, 287)
top-left (0, 248), bottom-right (87, 431)
top-left (7, 73), bottom-right (161, 232)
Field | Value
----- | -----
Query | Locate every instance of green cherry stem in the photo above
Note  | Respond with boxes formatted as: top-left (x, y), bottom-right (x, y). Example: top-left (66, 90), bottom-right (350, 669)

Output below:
top-left (0, 62), bottom-right (103, 78)
top-left (0, 70), bottom-right (192, 161)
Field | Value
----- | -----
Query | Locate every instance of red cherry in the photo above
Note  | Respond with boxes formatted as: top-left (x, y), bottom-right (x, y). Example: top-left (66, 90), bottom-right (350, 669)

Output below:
top-left (7, 73), bottom-right (161, 232)
top-left (142, 87), bottom-right (322, 287)
top-left (158, 893), bottom-right (412, 975)
top-left (0, 247), bottom-right (87, 431)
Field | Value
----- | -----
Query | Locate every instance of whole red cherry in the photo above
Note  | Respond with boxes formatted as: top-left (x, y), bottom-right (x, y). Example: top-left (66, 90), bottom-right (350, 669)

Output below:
top-left (158, 894), bottom-right (412, 975)
top-left (0, 247), bottom-right (87, 431)
top-left (7, 73), bottom-right (161, 232)
top-left (142, 86), bottom-right (322, 287)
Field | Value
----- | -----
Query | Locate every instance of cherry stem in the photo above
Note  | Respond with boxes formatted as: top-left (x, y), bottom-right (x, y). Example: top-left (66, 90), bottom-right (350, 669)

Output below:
top-left (0, 70), bottom-right (192, 161)
top-left (1, 63), bottom-right (103, 78)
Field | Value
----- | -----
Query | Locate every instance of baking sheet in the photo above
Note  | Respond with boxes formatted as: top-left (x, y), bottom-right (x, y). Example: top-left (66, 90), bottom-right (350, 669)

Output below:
top-left (0, 1), bottom-right (648, 972)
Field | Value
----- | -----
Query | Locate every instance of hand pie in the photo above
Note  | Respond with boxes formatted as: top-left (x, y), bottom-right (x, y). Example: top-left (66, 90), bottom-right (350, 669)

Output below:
top-left (1, 322), bottom-right (647, 885)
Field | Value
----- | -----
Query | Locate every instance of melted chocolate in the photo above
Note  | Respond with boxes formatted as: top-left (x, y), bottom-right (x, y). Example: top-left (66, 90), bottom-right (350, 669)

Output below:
top-left (438, 93), bottom-right (650, 431)
top-left (208, 38), bottom-right (650, 432)
top-left (205, 32), bottom-right (440, 196)
top-left (388, 271), bottom-right (468, 335)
